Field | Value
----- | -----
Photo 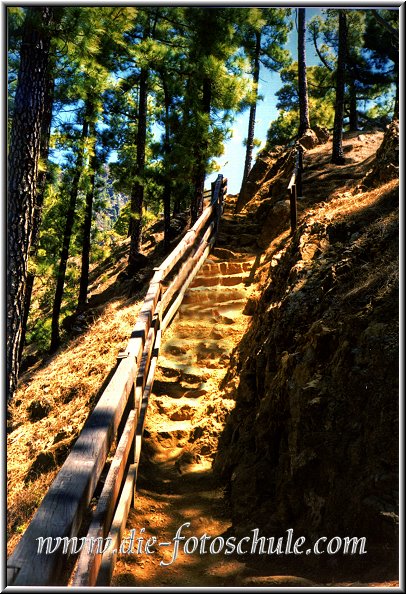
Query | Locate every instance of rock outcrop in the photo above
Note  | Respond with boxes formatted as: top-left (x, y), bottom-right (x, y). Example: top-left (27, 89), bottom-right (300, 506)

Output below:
top-left (363, 120), bottom-right (399, 187)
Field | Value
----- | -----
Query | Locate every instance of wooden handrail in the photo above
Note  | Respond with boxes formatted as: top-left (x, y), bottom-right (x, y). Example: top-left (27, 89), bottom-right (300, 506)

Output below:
top-left (7, 174), bottom-right (228, 587)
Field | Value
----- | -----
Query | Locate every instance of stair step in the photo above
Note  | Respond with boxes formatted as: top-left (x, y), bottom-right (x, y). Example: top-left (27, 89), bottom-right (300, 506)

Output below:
top-left (200, 260), bottom-right (253, 276)
top-left (154, 396), bottom-right (202, 421)
top-left (182, 285), bottom-right (247, 305)
top-left (219, 220), bottom-right (260, 233)
top-left (154, 420), bottom-right (192, 440)
top-left (216, 233), bottom-right (258, 248)
top-left (152, 379), bottom-right (190, 398)
top-left (190, 273), bottom-right (250, 288)
top-left (178, 299), bottom-right (248, 319)
top-left (175, 320), bottom-right (242, 339)
top-left (211, 248), bottom-right (255, 262)
top-left (156, 358), bottom-right (212, 383)
top-left (163, 337), bottom-right (233, 359)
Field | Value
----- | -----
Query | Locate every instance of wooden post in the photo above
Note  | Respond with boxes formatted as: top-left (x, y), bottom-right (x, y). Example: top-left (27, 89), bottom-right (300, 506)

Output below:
top-left (71, 410), bottom-right (137, 587)
top-left (211, 174), bottom-right (223, 236)
top-left (297, 145), bottom-right (303, 198)
top-left (95, 464), bottom-right (137, 587)
top-left (290, 185), bottom-right (297, 234)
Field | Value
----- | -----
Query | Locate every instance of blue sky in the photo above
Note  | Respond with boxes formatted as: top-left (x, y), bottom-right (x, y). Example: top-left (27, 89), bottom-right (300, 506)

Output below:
top-left (207, 7), bottom-right (324, 194)
top-left (49, 7), bottom-right (324, 195)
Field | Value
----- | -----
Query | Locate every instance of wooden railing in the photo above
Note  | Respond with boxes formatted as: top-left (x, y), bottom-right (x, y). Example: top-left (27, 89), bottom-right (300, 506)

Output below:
top-left (7, 174), bottom-right (228, 587)
top-left (287, 143), bottom-right (304, 233)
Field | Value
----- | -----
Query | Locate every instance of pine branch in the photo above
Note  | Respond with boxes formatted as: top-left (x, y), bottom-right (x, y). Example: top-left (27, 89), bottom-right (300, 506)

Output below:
top-left (372, 10), bottom-right (399, 40)
top-left (311, 27), bottom-right (334, 72)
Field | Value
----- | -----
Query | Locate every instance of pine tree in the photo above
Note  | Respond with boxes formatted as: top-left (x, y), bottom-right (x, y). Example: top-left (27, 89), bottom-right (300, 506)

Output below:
top-left (238, 8), bottom-right (291, 191)
top-left (77, 127), bottom-right (98, 309)
top-left (332, 10), bottom-right (347, 165)
top-left (48, 7), bottom-right (135, 337)
top-left (128, 67), bottom-right (149, 271)
top-left (50, 106), bottom-right (91, 352)
top-left (158, 70), bottom-right (174, 251)
top-left (7, 6), bottom-right (58, 401)
top-left (19, 70), bottom-right (55, 363)
top-left (298, 8), bottom-right (310, 135)
top-left (241, 30), bottom-right (261, 187)
top-left (183, 8), bottom-right (249, 222)
top-left (125, 8), bottom-right (162, 271)
top-left (266, 63), bottom-right (335, 148)
top-left (364, 9), bottom-right (399, 120)
top-left (308, 9), bottom-right (395, 132)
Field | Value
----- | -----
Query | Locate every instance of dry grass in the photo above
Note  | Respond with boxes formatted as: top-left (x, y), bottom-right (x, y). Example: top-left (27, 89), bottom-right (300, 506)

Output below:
top-left (315, 178), bottom-right (398, 222)
top-left (7, 293), bottom-right (143, 555)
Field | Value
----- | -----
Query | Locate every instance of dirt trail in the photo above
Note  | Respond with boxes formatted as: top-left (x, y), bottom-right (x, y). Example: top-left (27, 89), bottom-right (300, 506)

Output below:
top-left (112, 199), bottom-right (263, 587)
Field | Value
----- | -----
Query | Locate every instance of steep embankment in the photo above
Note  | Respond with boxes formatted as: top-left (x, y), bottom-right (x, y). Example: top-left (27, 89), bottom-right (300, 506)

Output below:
top-left (215, 122), bottom-right (399, 583)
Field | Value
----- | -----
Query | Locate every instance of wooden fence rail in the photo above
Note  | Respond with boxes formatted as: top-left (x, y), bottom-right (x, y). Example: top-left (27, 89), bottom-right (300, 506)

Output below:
top-left (287, 143), bottom-right (304, 233)
top-left (7, 174), bottom-right (227, 587)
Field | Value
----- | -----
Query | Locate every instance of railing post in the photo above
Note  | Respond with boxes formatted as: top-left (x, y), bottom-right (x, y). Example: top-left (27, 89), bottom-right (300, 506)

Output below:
top-left (211, 174), bottom-right (223, 237)
top-left (290, 185), bottom-right (297, 234)
top-left (221, 177), bottom-right (227, 215)
top-left (297, 144), bottom-right (304, 198)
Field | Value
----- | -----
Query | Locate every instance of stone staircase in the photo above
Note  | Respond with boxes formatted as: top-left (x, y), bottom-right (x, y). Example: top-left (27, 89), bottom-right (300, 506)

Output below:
top-left (140, 197), bottom-right (260, 477)
top-left (113, 197), bottom-right (262, 585)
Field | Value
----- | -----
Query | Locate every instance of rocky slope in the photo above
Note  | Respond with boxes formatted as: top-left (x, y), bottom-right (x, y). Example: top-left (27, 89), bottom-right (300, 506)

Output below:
top-left (214, 123), bottom-right (399, 581)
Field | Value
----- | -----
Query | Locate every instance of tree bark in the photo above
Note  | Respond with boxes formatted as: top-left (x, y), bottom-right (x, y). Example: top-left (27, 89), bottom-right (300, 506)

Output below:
top-left (78, 128), bottom-right (97, 309)
top-left (349, 77), bottom-right (359, 131)
top-left (128, 67), bottom-right (148, 271)
top-left (393, 58), bottom-right (399, 120)
top-left (19, 71), bottom-right (55, 366)
top-left (241, 30), bottom-right (261, 188)
top-left (191, 77), bottom-right (211, 224)
top-left (161, 74), bottom-right (172, 252)
top-left (7, 7), bottom-right (54, 401)
top-left (298, 8), bottom-right (311, 136)
top-left (50, 112), bottom-right (90, 353)
top-left (332, 11), bottom-right (347, 165)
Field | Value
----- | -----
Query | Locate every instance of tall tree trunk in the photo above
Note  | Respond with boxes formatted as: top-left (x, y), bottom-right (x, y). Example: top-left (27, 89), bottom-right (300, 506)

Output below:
top-left (128, 67), bottom-right (148, 271)
top-left (393, 59), bottom-right (399, 120)
top-left (50, 113), bottom-right (90, 353)
top-left (332, 11), bottom-right (347, 165)
top-left (161, 74), bottom-right (172, 252)
top-left (191, 77), bottom-right (211, 224)
top-left (298, 8), bottom-right (311, 136)
top-left (241, 30), bottom-right (261, 188)
top-left (173, 198), bottom-right (181, 217)
top-left (19, 71), bottom-right (55, 366)
top-left (7, 7), bottom-right (54, 402)
top-left (349, 77), bottom-right (358, 131)
top-left (78, 128), bottom-right (97, 310)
